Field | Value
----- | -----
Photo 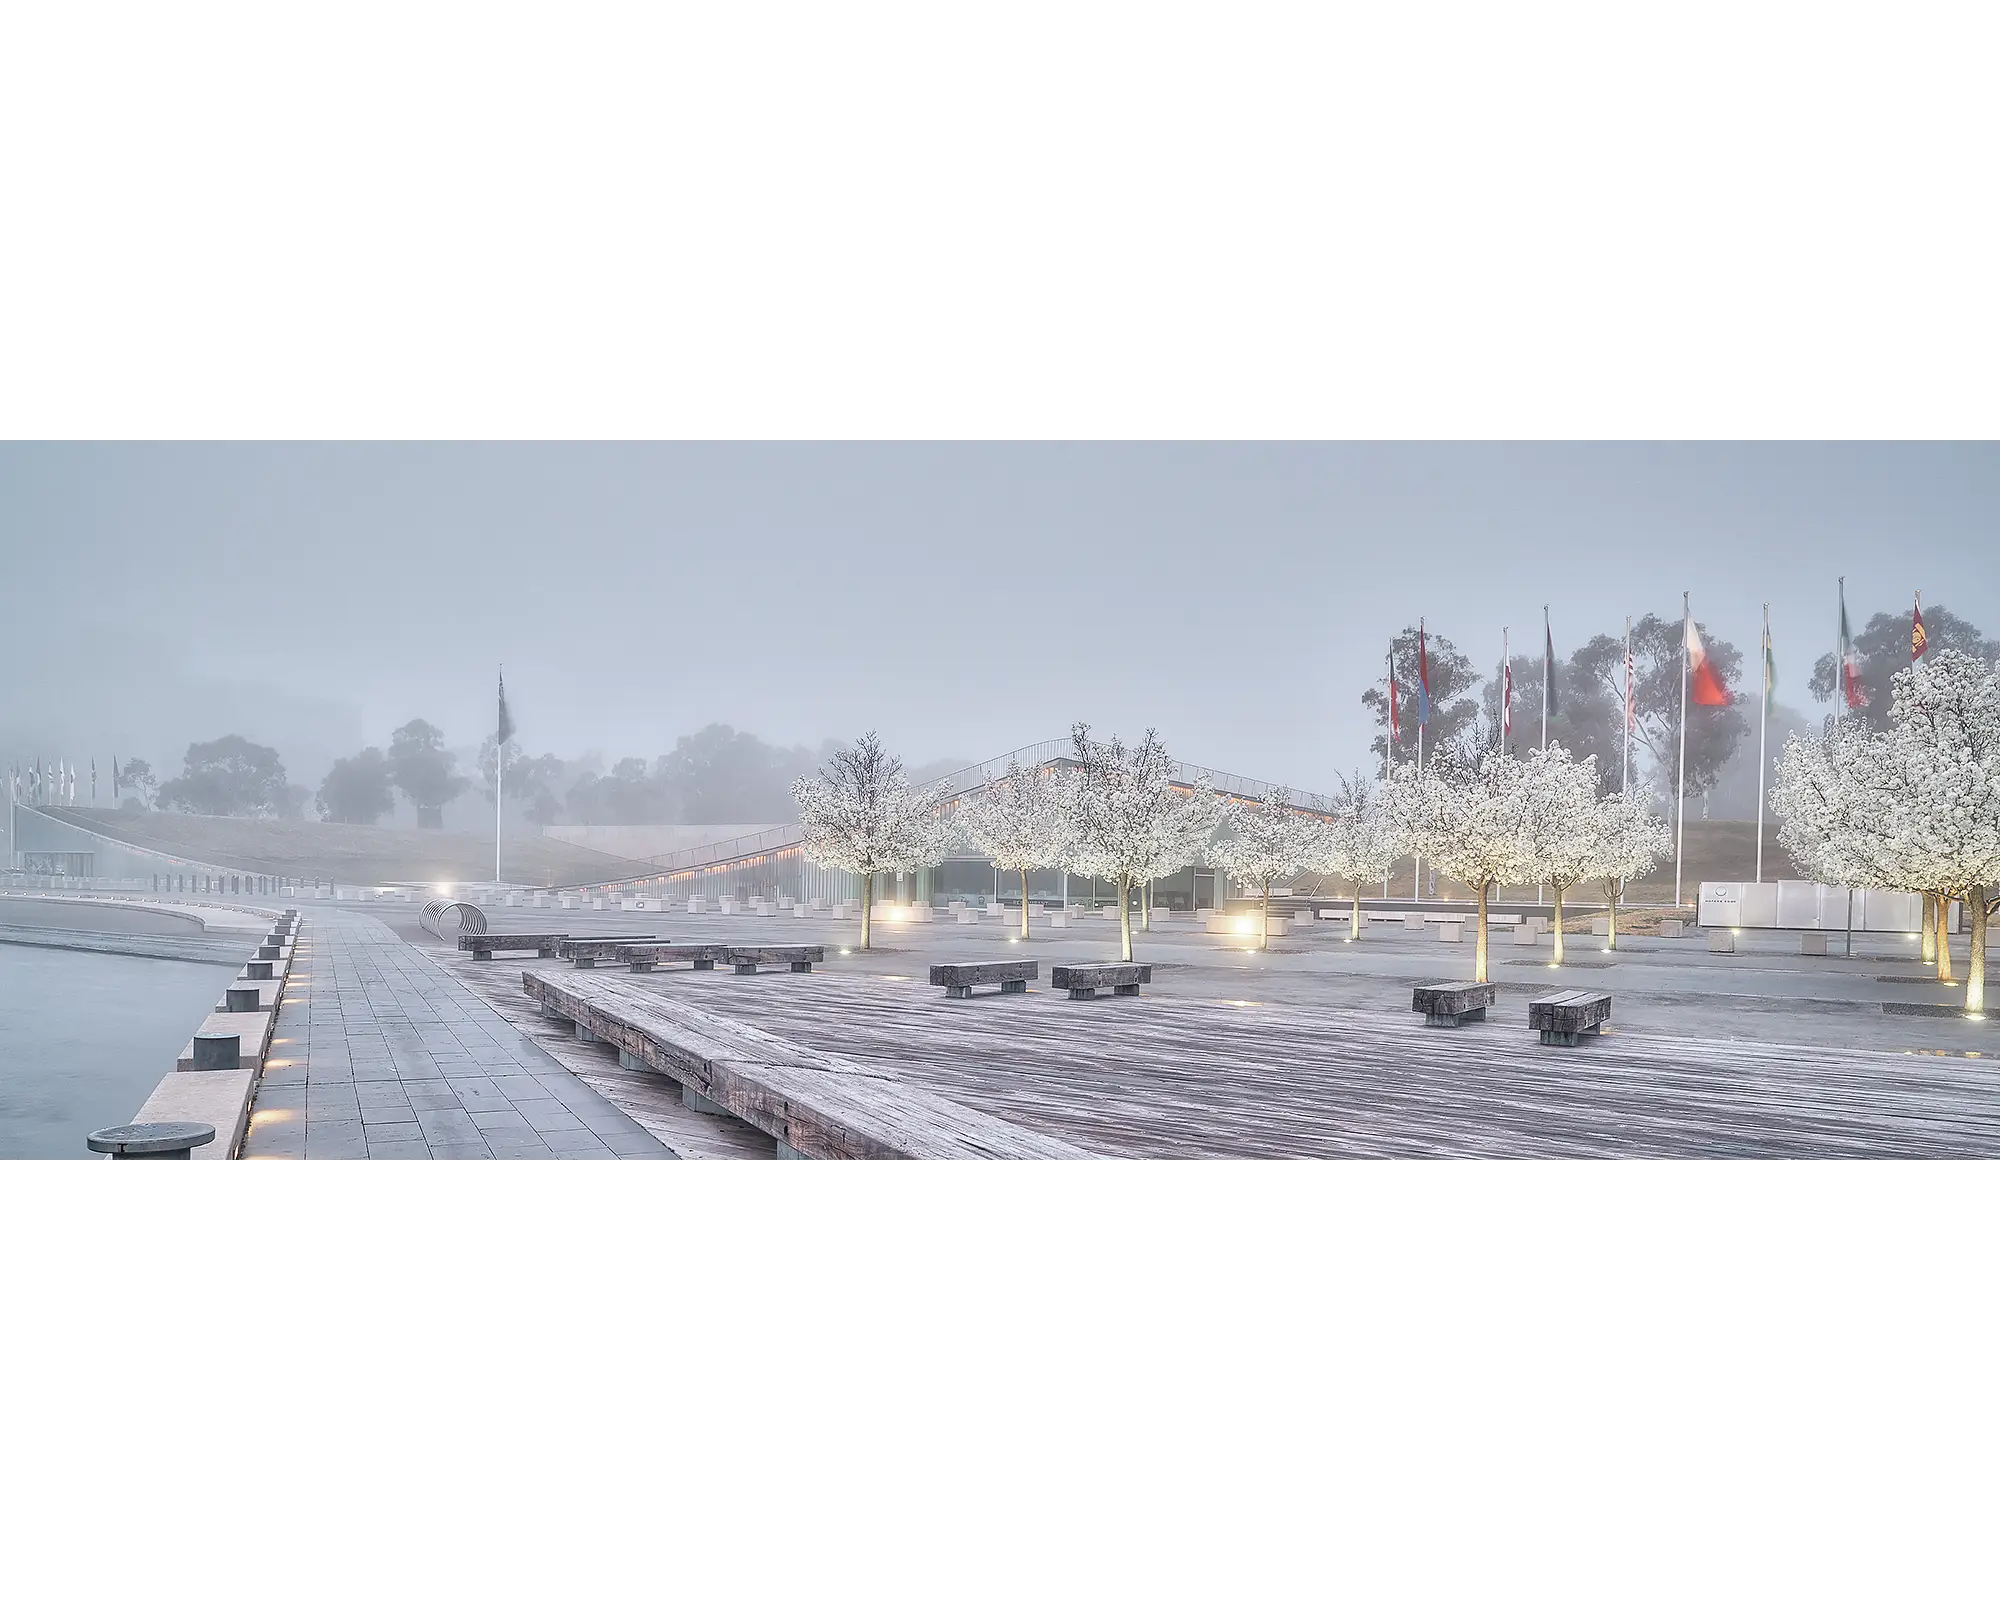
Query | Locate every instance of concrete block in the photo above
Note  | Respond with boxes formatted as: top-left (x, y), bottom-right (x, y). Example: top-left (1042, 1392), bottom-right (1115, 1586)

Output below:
top-left (1659, 919), bottom-right (1685, 938)
top-left (1050, 912), bottom-right (1069, 929)
top-left (131, 1067), bottom-right (255, 1159)
top-left (1590, 916), bottom-right (1611, 937)
top-left (1800, 931), bottom-right (1830, 956)
top-left (1404, 913), bottom-right (1424, 931)
top-left (1294, 911), bottom-right (1315, 928)
top-left (957, 908), bottom-right (976, 924)
top-left (1511, 924), bottom-right (1537, 946)
top-left (1438, 920), bottom-right (1463, 943)
top-left (1708, 928), bottom-right (1737, 953)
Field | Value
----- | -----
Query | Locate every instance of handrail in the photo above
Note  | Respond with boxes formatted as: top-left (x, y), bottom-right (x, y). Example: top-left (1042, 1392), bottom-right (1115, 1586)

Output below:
top-left (573, 736), bottom-right (1341, 891)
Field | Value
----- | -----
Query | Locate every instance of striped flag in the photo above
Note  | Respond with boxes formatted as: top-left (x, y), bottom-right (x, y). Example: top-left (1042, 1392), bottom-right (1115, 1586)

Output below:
top-left (1416, 623), bottom-right (1431, 727)
top-left (1912, 594), bottom-right (1928, 661)
top-left (1543, 612), bottom-right (1560, 718)
top-left (1388, 648), bottom-right (1400, 745)
top-left (1502, 657), bottom-right (1513, 737)
top-left (1763, 617), bottom-right (1777, 714)
top-left (1686, 614), bottom-right (1730, 706)
top-left (1624, 634), bottom-right (1637, 732)
top-left (1840, 589), bottom-right (1869, 708)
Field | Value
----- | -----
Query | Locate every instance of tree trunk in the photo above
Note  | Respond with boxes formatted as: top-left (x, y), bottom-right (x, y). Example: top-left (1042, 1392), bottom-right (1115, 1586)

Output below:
top-left (1020, 867), bottom-right (1031, 942)
top-left (1260, 881), bottom-right (1271, 952)
top-left (1474, 881), bottom-right (1489, 982)
top-left (1604, 879), bottom-right (1621, 951)
top-left (1938, 897), bottom-right (1955, 983)
top-left (1141, 879), bottom-right (1151, 931)
top-left (861, 872), bottom-right (874, 951)
top-left (1921, 891), bottom-right (1936, 965)
top-left (1966, 892), bottom-right (1988, 1015)
top-left (1118, 872), bottom-right (1133, 961)
top-left (1350, 880), bottom-right (1362, 940)
top-left (1552, 882), bottom-right (1566, 965)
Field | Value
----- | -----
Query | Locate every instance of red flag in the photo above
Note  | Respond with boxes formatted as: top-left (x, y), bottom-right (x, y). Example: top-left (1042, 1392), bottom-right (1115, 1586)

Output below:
top-left (1685, 615), bottom-right (1730, 706)
top-left (1912, 597), bottom-right (1928, 660)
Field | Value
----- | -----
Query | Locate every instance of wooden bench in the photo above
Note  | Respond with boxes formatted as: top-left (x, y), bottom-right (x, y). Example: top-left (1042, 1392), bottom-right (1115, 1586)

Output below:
top-left (460, 932), bottom-right (564, 960)
top-left (520, 968), bottom-right (1088, 1159)
top-left (1529, 989), bottom-right (1612, 1046)
top-left (929, 960), bottom-right (1036, 998)
top-left (622, 943), bottom-right (729, 972)
top-left (1050, 962), bottom-right (1152, 1000)
top-left (1411, 980), bottom-right (1495, 1027)
top-left (557, 935), bottom-right (667, 968)
top-left (726, 944), bottom-right (824, 974)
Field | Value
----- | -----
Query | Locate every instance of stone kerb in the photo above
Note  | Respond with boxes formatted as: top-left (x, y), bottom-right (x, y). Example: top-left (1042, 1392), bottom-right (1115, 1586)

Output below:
top-left (99, 912), bottom-right (299, 1159)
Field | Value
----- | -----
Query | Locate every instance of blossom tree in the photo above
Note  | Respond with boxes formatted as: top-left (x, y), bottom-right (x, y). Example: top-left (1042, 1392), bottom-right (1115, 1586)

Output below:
top-left (1387, 751), bottom-right (1535, 982)
top-left (1773, 650), bottom-right (2000, 1011)
top-left (1590, 788), bottom-right (1670, 951)
top-left (1515, 745), bottom-right (1604, 966)
top-left (1876, 651), bottom-right (2000, 1012)
top-left (791, 731), bottom-right (954, 951)
top-left (1133, 774), bottom-right (1224, 931)
top-left (1061, 723), bottom-right (1187, 962)
top-left (956, 757), bottom-right (1073, 943)
top-left (1209, 788), bottom-right (1320, 952)
top-left (1317, 773), bottom-right (1402, 940)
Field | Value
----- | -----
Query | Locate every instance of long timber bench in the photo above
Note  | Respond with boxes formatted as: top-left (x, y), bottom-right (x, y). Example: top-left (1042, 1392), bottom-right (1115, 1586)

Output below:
top-left (461, 932), bottom-right (565, 960)
top-left (930, 960), bottom-right (1036, 998)
top-left (557, 935), bottom-right (668, 967)
top-left (522, 969), bottom-right (1087, 1159)
top-left (1530, 989), bottom-right (1613, 1046)
top-left (725, 944), bottom-right (823, 974)
top-left (622, 943), bottom-right (729, 972)
top-left (1050, 962), bottom-right (1152, 1000)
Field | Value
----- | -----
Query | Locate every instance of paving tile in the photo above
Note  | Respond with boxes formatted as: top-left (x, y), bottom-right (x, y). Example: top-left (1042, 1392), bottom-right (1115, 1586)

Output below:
top-left (360, 1102), bottom-right (421, 1126)
top-left (538, 1128), bottom-right (614, 1154)
top-left (469, 1108), bottom-right (534, 1134)
top-left (365, 1141), bottom-right (434, 1159)
top-left (513, 1101), bottom-right (588, 1134)
top-left (415, 1108), bottom-right (482, 1141)
top-left (599, 1130), bottom-right (673, 1157)
top-left (363, 1120), bottom-right (427, 1144)
top-left (428, 1142), bottom-right (494, 1160)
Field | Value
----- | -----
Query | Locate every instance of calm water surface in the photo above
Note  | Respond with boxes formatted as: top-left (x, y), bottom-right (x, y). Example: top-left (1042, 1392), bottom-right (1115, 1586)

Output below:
top-left (0, 945), bottom-right (235, 1159)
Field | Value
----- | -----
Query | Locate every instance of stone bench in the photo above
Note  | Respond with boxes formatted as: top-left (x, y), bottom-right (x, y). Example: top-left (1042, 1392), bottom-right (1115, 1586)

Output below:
top-left (459, 932), bottom-right (564, 960)
top-left (557, 935), bottom-right (668, 968)
top-left (1050, 962), bottom-right (1152, 1000)
top-left (621, 942), bottom-right (730, 972)
top-left (1411, 980), bottom-right (1494, 1027)
top-left (1529, 989), bottom-right (1612, 1046)
top-left (930, 960), bottom-right (1036, 998)
top-left (726, 944), bottom-right (824, 974)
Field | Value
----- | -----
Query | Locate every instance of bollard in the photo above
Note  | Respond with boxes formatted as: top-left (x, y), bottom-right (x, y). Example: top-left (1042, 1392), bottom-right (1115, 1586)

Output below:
top-left (88, 1122), bottom-right (216, 1160)
top-left (257, 943), bottom-right (282, 961)
top-left (225, 985), bottom-right (261, 1012)
top-left (247, 960), bottom-right (274, 981)
top-left (189, 1034), bottom-right (239, 1070)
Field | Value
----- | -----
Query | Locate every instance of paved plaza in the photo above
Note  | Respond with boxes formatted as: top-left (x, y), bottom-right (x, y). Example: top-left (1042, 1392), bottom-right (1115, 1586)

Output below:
top-left (240, 911), bottom-right (673, 1159)
top-left (244, 898), bottom-right (1997, 1159)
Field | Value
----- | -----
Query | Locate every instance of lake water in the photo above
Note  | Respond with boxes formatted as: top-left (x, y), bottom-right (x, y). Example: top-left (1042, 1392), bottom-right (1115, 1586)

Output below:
top-left (0, 944), bottom-right (238, 1159)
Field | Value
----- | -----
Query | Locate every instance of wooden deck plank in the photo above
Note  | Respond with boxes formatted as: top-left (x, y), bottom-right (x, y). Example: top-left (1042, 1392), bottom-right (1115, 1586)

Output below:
top-left (607, 969), bottom-right (2000, 1159)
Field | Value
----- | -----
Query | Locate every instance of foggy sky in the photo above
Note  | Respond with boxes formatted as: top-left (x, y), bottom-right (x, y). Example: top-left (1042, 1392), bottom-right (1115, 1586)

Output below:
top-left (3, 443), bottom-right (1997, 799)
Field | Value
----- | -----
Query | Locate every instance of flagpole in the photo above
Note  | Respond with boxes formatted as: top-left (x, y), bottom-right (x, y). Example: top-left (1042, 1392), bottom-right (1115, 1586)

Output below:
top-left (1383, 641), bottom-right (1392, 899)
top-left (495, 664), bottom-right (504, 885)
top-left (1541, 605), bottom-right (1550, 752)
top-left (1414, 619), bottom-right (1424, 903)
top-left (1500, 626), bottom-right (1509, 752)
top-left (1835, 577), bottom-right (1844, 729)
top-left (1675, 590), bottom-right (1689, 909)
top-left (1621, 615), bottom-right (1631, 794)
top-left (1756, 602), bottom-right (1769, 884)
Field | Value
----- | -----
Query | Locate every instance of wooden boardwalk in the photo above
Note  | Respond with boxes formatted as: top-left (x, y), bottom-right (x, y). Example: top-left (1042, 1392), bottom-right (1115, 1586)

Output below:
top-left (574, 967), bottom-right (2000, 1158)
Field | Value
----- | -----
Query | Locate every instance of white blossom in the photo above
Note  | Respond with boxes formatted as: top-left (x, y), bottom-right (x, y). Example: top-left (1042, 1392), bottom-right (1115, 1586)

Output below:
top-left (1386, 750), bottom-right (1536, 980)
top-left (1060, 723), bottom-right (1195, 961)
top-left (1588, 787), bottom-right (1670, 950)
top-left (956, 757), bottom-right (1074, 942)
top-left (791, 731), bottom-right (954, 950)
top-left (1313, 773), bottom-right (1404, 938)
top-left (1209, 787), bottom-right (1319, 951)
top-left (1514, 744), bottom-right (1603, 964)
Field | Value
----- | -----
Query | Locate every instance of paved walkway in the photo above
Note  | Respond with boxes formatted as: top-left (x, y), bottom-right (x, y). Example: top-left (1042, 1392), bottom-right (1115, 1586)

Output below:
top-left (241, 911), bottom-right (672, 1159)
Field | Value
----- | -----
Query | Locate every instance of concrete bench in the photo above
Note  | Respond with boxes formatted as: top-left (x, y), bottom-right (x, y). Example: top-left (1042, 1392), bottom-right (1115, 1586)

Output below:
top-left (460, 932), bottom-right (564, 960)
top-left (555, 935), bottom-right (668, 967)
top-left (1529, 989), bottom-right (1612, 1046)
top-left (1412, 980), bottom-right (1493, 1026)
top-left (726, 944), bottom-right (824, 975)
top-left (930, 960), bottom-right (1036, 998)
top-left (622, 942), bottom-right (729, 972)
top-left (1050, 962), bottom-right (1152, 1000)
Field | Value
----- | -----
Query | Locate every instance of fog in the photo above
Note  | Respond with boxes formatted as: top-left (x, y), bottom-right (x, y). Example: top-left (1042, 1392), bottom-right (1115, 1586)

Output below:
top-left (4, 443), bottom-right (1997, 810)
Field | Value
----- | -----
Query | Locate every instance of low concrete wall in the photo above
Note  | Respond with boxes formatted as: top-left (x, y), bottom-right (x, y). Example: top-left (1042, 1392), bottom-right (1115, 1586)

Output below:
top-left (109, 911), bottom-right (300, 1160)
